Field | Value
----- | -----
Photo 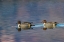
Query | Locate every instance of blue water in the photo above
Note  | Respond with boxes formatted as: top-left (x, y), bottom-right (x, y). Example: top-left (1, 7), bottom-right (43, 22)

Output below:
top-left (0, 0), bottom-right (64, 42)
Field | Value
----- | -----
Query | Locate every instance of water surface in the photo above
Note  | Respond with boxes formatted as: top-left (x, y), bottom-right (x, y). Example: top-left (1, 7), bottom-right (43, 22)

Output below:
top-left (0, 0), bottom-right (64, 42)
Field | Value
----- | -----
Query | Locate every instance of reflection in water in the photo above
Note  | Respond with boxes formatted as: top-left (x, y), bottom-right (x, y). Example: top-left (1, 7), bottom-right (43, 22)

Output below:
top-left (1, 33), bottom-right (14, 42)
top-left (0, 0), bottom-right (64, 42)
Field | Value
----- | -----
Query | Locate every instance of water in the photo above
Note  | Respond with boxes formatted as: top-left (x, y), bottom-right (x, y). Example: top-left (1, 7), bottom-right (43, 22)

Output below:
top-left (0, 0), bottom-right (64, 42)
